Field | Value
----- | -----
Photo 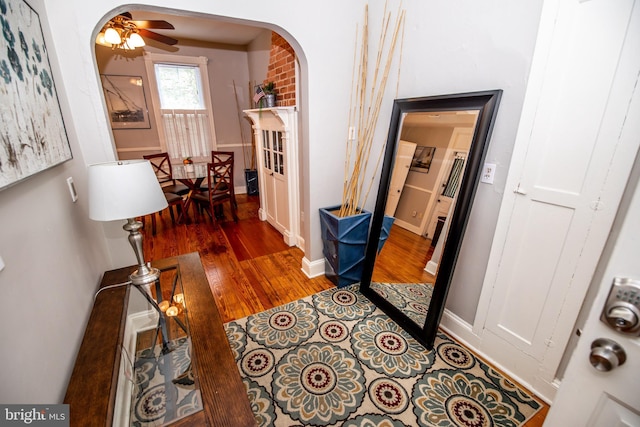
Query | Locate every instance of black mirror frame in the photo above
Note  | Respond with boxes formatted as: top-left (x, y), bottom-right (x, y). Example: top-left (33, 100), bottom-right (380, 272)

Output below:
top-left (360, 90), bottom-right (502, 349)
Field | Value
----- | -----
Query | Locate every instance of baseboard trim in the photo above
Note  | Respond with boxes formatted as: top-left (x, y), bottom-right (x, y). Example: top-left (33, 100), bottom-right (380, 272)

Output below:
top-left (301, 257), bottom-right (325, 278)
top-left (439, 309), bottom-right (556, 405)
top-left (425, 260), bottom-right (438, 275)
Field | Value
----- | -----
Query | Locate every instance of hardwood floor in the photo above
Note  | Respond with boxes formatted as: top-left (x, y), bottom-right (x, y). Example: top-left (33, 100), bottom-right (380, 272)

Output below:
top-left (142, 193), bottom-right (548, 425)
top-left (372, 223), bottom-right (436, 283)
top-left (143, 194), bottom-right (334, 323)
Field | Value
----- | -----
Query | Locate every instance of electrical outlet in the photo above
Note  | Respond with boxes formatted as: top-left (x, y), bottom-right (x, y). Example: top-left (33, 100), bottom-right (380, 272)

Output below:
top-left (481, 163), bottom-right (496, 184)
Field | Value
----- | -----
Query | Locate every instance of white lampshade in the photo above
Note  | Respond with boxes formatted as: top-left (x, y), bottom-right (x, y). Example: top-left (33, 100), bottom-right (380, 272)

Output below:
top-left (88, 160), bottom-right (168, 221)
top-left (128, 32), bottom-right (145, 48)
top-left (104, 27), bottom-right (122, 45)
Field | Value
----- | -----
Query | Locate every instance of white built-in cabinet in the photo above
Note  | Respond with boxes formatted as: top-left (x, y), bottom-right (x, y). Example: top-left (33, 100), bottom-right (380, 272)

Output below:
top-left (244, 107), bottom-right (299, 246)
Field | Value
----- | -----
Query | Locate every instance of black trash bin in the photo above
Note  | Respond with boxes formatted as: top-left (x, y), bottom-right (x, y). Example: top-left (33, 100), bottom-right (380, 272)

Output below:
top-left (245, 169), bottom-right (259, 196)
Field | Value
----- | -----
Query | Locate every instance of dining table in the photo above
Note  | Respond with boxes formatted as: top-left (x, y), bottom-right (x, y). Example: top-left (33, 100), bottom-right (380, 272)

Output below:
top-left (172, 160), bottom-right (209, 222)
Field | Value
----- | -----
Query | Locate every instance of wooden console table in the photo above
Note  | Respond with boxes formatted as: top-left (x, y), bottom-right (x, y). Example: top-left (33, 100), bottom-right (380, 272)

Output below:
top-left (64, 252), bottom-right (255, 426)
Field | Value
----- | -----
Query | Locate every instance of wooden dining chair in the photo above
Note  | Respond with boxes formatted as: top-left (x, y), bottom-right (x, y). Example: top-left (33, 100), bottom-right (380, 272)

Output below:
top-left (210, 151), bottom-right (238, 209)
top-left (144, 192), bottom-right (186, 235)
top-left (191, 155), bottom-right (238, 224)
top-left (143, 153), bottom-right (190, 196)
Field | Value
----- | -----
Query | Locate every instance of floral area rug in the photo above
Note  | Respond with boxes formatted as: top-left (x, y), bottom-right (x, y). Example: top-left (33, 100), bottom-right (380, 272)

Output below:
top-left (369, 282), bottom-right (434, 326)
top-left (131, 336), bottom-right (202, 426)
top-left (224, 284), bottom-right (542, 426)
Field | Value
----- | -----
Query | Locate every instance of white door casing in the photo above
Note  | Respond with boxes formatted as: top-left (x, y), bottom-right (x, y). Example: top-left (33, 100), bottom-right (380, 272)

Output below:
top-left (467, 0), bottom-right (640, 402)
top-left (421, 128), bottom-right (472, 238)
top-left (385, 140), bottom-right (417, 217)
top-left (425, 150), bottom-right (467, 240)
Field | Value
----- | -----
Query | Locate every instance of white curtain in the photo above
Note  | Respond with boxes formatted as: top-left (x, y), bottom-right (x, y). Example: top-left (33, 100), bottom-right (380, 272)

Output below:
top-left (442, 156), bottom-right (466, 198)
top-left (161, 109), bottom-right (211, 159)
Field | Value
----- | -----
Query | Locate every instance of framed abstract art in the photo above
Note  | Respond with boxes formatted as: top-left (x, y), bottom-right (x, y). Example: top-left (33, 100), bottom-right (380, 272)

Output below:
top-left (0, 0), bottom-right (72, 191)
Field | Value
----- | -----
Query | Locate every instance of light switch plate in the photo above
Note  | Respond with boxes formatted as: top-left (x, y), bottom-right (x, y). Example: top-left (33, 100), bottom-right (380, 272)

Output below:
top-left (67, 177), bottom-right (78, 202)
top-left (481, 163), bottom-right (496, 184)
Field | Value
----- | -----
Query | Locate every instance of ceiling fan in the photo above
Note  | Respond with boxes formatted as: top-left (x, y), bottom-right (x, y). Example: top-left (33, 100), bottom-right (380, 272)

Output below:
top-left (96, 12), bottom-right (178, 50)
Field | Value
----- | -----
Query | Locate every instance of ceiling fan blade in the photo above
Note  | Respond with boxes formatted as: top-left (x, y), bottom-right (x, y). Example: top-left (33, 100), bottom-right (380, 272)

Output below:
top-left (139, 28), bottom-right (178, 46)
top-left (130, 20), bottom-right (175, 30)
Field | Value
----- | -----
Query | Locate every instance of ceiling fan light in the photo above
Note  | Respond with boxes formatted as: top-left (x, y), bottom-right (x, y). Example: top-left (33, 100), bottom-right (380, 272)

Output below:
top-left (95, 32), bottom-right (111, 47)
top-left (128, 32), bottom-right (145, 48)
top-left (104, 27), bottom-right (122, 45)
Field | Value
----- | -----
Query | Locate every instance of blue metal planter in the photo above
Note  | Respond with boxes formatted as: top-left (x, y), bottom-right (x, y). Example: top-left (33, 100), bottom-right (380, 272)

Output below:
top-left (319, 206), bottom-right (372, 288)
top-left (378, 215), bottom-right (396, 253)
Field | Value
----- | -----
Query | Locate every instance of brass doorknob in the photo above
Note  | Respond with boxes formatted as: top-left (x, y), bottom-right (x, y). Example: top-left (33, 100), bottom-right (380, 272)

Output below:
top-left (589, 338), bottom-right (626, 372)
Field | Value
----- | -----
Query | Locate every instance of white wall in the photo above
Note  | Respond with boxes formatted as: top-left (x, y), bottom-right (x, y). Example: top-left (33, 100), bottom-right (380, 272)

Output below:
top-left (0, 0), bottom-right (114, 403)
top-left (0, 0), bottom-right (544, 403)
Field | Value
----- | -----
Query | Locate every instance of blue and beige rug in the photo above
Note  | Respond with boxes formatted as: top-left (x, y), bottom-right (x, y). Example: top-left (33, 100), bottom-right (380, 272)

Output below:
top-left (224, 284), bottom-right (542, 426)
top-left (369, 282), bottom-right (434, 326)
top-left (131, 337), bottom-right (202, 426)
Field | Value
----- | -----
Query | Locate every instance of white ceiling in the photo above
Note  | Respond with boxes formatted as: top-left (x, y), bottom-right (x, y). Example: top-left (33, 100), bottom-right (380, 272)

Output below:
top-left (403, 111), bottom-right (480, 128)
top-left (127, 10), bottom-right (267, 46)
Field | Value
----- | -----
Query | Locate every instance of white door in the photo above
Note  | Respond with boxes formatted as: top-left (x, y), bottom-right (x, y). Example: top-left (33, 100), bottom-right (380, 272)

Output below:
top-left (544, 168), bottom-right (640, 425)
top-left (476, 0), bottom-right (640, 400)
top-left (544, 2), bottom-right (640, 420)
top-left (385, 140), bottom-right (416, 217)
top-left (260, 129), bottom-right (289, 234)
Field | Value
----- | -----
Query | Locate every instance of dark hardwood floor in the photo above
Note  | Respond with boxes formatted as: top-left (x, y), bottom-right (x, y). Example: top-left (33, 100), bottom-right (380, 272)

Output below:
top-left (141, 193), bottom-right (548, 426)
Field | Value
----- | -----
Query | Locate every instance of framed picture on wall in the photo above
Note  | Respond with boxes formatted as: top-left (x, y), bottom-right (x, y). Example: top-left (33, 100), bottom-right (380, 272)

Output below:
top-left (0, 0), bottom-right (72, 192)
top-left (100, 75), bottom-right (151, 129)
top-left (410, 146), bottom-right (436, 173)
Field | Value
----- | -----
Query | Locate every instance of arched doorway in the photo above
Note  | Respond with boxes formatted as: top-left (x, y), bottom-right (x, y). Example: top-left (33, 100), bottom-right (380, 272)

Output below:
top-left (93, 7), bottom-right (306, 250)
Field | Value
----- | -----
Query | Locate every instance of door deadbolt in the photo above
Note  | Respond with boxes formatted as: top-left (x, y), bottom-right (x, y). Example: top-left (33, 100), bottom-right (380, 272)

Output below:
top-left (589, 338), bottom-right (626, 372)
top-left (601, 277), bottom-right (640, 336)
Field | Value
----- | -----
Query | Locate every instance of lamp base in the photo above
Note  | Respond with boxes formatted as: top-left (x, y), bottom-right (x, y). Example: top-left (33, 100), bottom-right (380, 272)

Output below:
top-left (129, 264), bottom-right (161, 285)
top-left (124, 218), bottom-right (160, 285)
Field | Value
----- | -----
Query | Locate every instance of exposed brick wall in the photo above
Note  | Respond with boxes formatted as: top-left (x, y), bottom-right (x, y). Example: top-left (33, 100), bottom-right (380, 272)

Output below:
top-left (265, 32), bottom-right (296, 107)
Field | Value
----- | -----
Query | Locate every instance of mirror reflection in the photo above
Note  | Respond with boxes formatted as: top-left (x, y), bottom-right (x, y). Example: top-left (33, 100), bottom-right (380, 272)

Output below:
top-left (370, 110), bottom-right (480, 327)
top-left (360, 91), bottom-right (502, 349)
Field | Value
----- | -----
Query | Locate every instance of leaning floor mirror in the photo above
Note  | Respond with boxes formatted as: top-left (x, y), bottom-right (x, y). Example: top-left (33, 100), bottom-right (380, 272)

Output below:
top-left (360, 90), bottom-right (502, 349)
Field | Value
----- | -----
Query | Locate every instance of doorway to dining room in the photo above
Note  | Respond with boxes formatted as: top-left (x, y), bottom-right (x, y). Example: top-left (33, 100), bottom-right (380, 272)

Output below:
top-left (94, 7), bottom-right (304, 250)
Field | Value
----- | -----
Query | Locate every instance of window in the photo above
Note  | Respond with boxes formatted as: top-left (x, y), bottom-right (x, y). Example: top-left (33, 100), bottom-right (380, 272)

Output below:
top-left (154, 64), bottom-right (204, 109)
top-left (262, 130), bottom-right (285, 176)
top-left (144, 54), bottom-right (217, 159)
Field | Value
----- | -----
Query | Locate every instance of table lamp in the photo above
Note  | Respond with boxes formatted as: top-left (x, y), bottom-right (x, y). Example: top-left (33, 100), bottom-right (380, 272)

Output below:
top-left (88, 160), bottom-right (168, 285)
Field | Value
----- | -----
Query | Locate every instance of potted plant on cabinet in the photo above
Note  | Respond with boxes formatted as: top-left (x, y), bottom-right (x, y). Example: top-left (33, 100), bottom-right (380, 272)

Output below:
top-left (319, 5), bottom-right (404, 287)
top-left (263, 82), bottom-right (276, 108)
